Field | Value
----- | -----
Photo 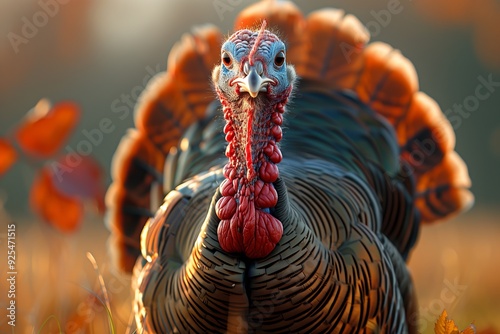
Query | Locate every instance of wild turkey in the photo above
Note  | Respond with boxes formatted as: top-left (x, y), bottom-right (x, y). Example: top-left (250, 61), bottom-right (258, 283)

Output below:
top-left (105, 2), bottom-right (473, 333)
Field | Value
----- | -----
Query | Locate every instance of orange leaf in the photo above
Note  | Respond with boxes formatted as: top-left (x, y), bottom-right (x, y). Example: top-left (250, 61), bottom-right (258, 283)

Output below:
top-left (435, 310), bottom-right (477, 334)
top-left (0, 138), bottom-right (17, 176)
top-left (30, 168), bottom-right (83, 233)
top-left (16, 99), bottom-right (80, 158)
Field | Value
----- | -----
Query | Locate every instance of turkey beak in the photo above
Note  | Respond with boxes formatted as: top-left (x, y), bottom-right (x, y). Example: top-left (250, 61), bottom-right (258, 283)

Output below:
top-left (234, 61), bottom-right (274, 98)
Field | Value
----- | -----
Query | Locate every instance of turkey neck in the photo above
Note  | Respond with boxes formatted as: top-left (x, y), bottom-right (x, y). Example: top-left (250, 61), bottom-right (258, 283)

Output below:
top-left (215, 89), bottom-right (290, 259)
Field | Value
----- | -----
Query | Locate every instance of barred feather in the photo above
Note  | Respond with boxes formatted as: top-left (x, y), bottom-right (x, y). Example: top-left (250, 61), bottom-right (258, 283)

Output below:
top-left (106, 1), bottom-right (473, 332)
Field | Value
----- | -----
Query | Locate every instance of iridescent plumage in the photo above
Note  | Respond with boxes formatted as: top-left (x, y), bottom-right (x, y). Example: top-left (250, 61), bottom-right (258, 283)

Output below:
top-left (106, 2), bottom-right (473, 333)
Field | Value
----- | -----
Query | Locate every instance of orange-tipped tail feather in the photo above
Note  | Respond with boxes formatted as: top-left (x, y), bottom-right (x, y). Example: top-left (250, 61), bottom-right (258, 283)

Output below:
top-left (106, 25), bottom-right (223, 272)
top-left (251, 3), bottom-right (474, 223)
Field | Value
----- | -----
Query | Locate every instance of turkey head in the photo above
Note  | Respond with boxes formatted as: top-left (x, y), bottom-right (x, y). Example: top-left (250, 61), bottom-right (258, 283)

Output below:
top-left (212, 21), bottom-right (296, 259)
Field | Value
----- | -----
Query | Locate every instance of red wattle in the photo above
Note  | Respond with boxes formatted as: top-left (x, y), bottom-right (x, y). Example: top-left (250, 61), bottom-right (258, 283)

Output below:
top-left (223, 123), bottom-right (233, 133)
top-left (225, 131), bottom-right (235, 142)
top-left (243, 210), bottom-right (283, 259)
top-left (216, 196), bottom-right (236, 220)
top-left (255, 181), bottom-right (278, 208)
top-left (225, 142), bottom-right (235, 158)
top-left (259, 161), bottom-right (279, 183)
top-left (220, 179), bottom-right (236, 196)
top-left (217, 216), bottom-right (244, 253)
top-left (270, 151), bottom-right (282, 163)
top-left (217, 185), bottom-right (283, 258)
top-left (215, 87), bottom-right (289, 258)
top-left (272, 112), bottom-right (283, 125)
top-left (271, 125), bottom-right (282, 142)
top-left (263, 142), bottom-right (274, 156)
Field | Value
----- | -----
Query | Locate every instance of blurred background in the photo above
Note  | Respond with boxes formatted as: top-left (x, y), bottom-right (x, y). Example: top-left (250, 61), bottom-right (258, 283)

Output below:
top-left (0, 0), bottom-right (499, 332)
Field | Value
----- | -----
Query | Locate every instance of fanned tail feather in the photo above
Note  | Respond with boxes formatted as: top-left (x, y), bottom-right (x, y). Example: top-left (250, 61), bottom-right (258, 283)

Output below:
top-left (352, 43), bottom-right (474, 223)
top-left (107, 1), bottom-right (473, 271)
top-left (106, 25), bottom-right (223, 272)
top-left (414, 151), bottom-right (473, 222)
top-left (106, 130), bottom-right (164, 271)
top-left (135, 25), bottom-right (223, 155)
top-left (238, 2), bottom-right (472, 225)
top-left (235, 3), bottom-right (370, 90)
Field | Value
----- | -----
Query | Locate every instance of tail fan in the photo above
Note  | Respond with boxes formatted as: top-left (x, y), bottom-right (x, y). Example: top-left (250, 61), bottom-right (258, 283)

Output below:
top-left (106, 25), bottom-right (223, 272)
top-left (108, 1), bottom-right (473, 270)
top-left (134, 25), bottom-right (223, 155)
top-left (235, 2), bottom-right (473, 224)
top-left (106, 130), bottom-right (164, 271)
top-left (351, 42), bottom-right (474, 223)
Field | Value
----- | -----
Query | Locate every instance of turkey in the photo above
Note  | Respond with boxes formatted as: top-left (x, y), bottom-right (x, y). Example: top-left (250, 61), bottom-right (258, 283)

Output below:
top-left (105, 1), bottom-right (473, 333)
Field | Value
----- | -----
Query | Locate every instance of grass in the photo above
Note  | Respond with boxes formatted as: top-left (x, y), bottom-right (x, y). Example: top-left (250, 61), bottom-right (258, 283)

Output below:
top-left (0, 211), bottom-right (133, 333)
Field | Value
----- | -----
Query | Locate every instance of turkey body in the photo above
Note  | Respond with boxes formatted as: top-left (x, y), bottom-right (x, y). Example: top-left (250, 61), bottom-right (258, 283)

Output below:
top-left (106, 2), bottom-right (473, 333)
top-left (136, 87), bottom-right (414, 333)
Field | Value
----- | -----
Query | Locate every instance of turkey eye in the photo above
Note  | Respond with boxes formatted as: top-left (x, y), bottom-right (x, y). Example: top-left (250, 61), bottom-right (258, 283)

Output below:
top-left (274, 51), bottom-right (285, 67)
top-left (222, 52), bottom-right (232, 67)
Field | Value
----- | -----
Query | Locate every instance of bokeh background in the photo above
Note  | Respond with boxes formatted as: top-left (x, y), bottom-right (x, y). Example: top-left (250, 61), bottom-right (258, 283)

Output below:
top-left (0, 0), bottom-right (499, 333)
